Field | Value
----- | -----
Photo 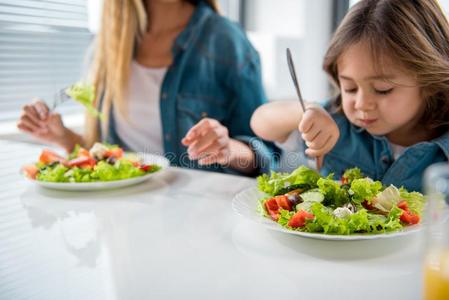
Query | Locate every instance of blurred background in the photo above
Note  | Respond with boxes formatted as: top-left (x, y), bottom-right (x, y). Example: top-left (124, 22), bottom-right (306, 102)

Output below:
top-left (1, 0), bottom-right (449, 140)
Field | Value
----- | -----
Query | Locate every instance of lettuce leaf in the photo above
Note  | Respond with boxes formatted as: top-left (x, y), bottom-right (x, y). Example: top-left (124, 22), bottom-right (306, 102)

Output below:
top-left (317, 175), bottom-right (350, 207)
top-left (350, 178), bottom-right (383, 204)
top-left (257, 166), bottom-right (320, 196)
top-left (342, 167), bottom-right (363, 184)
top-left (65, 82), bottom-right (104, 120)
top-left (399, 188), bottom-right (425, 215)
top-left (37, 163), bottom-right (69, 182)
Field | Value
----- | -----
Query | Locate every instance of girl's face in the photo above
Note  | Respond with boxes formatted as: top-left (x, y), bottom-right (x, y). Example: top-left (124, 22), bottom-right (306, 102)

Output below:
top-left (338, 41), bottom-right (426, 143)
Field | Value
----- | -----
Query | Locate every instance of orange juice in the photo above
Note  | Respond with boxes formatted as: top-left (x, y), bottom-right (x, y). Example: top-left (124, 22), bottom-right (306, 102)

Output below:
top-left (424, 250), bottom-right (449, 300)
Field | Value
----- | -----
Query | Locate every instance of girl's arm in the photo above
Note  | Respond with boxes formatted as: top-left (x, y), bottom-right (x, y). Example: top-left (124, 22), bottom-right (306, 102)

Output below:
top-left (251, 101), bottom-right (340, 162)
top-left (250, 100), bottom-right (305, 143)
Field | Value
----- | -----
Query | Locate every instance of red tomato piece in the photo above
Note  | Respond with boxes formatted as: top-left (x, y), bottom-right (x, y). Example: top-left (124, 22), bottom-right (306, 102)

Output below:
top-left (264, 198), bottom-right (280, 221)
top-left (397, 200), bottom-right (409, 211)
top-left (22, 164), bottom-right (39, 179)
top-left (287, 210), bottom-right (315, 228)
top-left (140, 165), bottom-right (153, 172)
top-left (105, 148), bottom-right (123, 159)
top-left (274, 195), bottom-right (292, 211)
top-left (39, 149), bottom-right (65, 164)
top-left (67, 157), bottom-right (96, 168)
top-left (77, 148), bottom-right (91, 158)
top-left (400, 210), bottom-right (420, 225)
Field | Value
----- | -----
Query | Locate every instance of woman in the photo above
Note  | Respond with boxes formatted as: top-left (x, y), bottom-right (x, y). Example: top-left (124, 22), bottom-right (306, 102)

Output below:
top-left (17, 0), bottom-right (275, 175)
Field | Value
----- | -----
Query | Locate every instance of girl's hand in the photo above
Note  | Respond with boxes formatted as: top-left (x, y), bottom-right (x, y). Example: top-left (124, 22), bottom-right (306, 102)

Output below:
top-left (181, 118), bottom-right (232, 165)
top-left (298, 106), bottom-right (340, 162)
top-left (17, 99), bottom-right (70, 148)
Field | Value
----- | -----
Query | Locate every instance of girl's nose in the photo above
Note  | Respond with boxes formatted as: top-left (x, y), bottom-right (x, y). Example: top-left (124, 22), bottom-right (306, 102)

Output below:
top-left (354, 92), bottom-right (375, 111)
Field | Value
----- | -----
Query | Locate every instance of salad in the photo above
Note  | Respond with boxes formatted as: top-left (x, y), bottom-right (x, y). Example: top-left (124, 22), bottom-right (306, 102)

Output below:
top-left (257, 166), bottom-right (424, 235)
top-left (22, 143), bottom-right (161, 183)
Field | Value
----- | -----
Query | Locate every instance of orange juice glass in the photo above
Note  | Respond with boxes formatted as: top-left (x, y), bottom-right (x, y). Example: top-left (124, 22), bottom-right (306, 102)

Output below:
top-left (424, 163), bottom-right (449, 300)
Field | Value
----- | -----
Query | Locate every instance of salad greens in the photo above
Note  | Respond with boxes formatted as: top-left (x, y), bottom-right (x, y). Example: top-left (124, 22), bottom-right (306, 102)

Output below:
top-left (258, 166), bottom-right (424, 235)
top-left (65, 82), bottom-right (104, 120)
top-left (23, 143), bottom-right (161, 183)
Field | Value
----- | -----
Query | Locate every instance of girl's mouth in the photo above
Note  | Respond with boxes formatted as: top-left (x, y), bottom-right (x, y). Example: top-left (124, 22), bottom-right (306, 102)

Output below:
top-left (358, 118), bottom-right (378, 127)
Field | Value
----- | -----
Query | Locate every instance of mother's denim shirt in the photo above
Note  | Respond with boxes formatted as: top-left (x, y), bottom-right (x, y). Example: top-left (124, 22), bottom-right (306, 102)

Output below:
top-left (102, 3), bottom-right (276, 175)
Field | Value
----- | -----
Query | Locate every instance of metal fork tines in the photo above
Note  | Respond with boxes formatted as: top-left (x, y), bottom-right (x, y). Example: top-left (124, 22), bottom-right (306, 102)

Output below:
top-left (51, 87), bottom-right (70, 111)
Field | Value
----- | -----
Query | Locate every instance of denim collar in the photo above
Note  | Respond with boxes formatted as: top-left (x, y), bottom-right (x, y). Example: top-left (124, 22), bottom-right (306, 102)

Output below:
top-left (173, 2), bottom-right (213, 52)
top-left (350, 120), bottom-right (449, 158)
top-left (434, 131), bottom-right (449, 159)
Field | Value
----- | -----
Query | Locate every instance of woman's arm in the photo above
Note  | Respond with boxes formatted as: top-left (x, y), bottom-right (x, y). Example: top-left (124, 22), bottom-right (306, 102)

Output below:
top-left (17, 99), bottom-right (85, 153)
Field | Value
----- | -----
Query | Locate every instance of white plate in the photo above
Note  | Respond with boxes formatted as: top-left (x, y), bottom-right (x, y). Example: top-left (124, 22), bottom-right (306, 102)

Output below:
top-left (24, 153), bottom-right (170, 191)
top-left (232, 187), bottom-right (421, 241)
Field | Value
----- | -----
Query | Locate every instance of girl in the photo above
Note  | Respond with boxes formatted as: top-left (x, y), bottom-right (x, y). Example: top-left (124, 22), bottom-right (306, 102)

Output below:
top-left (17, 0), bottom-right (274, 175)
top-left (251, 0), bottom-right (449, 192)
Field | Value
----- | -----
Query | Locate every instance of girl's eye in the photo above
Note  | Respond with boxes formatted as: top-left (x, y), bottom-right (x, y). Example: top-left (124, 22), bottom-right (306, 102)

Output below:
top-left (375, 88), bottom-right (394, 95)
top-left (344, 88), bottom-right (357, 94)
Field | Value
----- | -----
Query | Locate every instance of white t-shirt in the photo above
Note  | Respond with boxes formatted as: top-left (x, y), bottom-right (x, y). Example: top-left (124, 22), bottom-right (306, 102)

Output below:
top-left (389, 142), bottom-right (407, 160)
top-left (275, 130), bottom-right (310, 172)
top-left (114, 61), bottom-right (167, 155)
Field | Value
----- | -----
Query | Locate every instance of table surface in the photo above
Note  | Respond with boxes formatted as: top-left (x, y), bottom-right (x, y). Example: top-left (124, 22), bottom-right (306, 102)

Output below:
top-left (0, 139), bottom-right (427, 300)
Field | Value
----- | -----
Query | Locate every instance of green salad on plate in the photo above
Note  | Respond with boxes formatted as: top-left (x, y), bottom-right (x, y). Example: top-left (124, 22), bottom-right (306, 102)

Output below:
top-left (257, 166), bottom-right (425, 235)
top-left (22, 143), bottom-right (161, 183)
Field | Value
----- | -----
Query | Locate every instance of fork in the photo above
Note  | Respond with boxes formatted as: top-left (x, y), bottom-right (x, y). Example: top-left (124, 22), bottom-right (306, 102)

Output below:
top-left (286, 48), bottom-right (323, 171)
top-left (50, 87), bottom-right (70, 111)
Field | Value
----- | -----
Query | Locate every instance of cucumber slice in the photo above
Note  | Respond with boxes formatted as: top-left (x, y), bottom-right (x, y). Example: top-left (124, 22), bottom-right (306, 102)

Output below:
top-left (300, 190), bottom-right (324, 203)
top-left (296, 201), bottom-right (313, 211)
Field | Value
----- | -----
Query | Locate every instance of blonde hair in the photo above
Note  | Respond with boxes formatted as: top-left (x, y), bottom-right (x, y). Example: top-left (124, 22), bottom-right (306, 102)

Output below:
top-left (323, 0), bottom-right (449, 134)
top-left (85, 0), bottom-right (219, 147)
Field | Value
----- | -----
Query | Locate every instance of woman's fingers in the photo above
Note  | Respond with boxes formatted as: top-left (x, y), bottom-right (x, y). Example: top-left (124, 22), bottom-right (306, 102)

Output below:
top-left (18, 114), bottom-right (45, 133)
top-left (182, 118), bottom-right (219, 146)
top-left (32, 99), bottom-right (50, 120)
top-left (183, 118), bottom-right (231, 162)
top-left (16, 122), bottom-right (34, 134)
top-left (193, 136), bottom-right (228, 159)
top-left (187, 130), bottom-right (218, 158)
top-left (22, 104), bottom-right (44, 126)
top-left (189, 127), bottom-right (228, 157)
top-left (198, 147), bottom-right (229, 165)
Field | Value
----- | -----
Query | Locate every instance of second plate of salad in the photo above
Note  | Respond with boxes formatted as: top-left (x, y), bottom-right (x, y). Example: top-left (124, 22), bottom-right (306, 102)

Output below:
top-left (22, 143), bottom-right (169, 191)
top-left (232, 166), bottom-right (425, 240)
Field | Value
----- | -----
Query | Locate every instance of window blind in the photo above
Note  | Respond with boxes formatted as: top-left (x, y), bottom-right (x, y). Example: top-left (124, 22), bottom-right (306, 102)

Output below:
top-left (0, 0), bottom-right (93, 122)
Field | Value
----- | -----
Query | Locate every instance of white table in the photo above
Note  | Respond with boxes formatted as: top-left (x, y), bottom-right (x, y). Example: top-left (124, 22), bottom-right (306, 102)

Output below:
top-left (0, 140), bottom-right (426, 300)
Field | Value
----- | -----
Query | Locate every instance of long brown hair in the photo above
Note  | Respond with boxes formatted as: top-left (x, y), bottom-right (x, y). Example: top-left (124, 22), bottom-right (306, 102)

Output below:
top-left (323, 0), bottom-right (449, 134)
top-left (85, 0), bottom-right (219, 147)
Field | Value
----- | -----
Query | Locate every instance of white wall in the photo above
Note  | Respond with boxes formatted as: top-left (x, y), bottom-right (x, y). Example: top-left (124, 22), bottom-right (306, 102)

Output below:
top-left (245, 0), bottom-right (333, 102)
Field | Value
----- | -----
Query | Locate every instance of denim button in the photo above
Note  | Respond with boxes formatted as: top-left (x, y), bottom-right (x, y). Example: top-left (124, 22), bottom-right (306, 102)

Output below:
top-left (165, 133), bottom-right (171, 141)
top-left (161, 93), bottom-right (168, 99)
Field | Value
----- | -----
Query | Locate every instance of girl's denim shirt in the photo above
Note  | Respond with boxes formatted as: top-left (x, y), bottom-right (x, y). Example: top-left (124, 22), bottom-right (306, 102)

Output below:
top-left (323, 113), bottom-right (449, 192)
top-left (102, 3), bottom-right (277, 175)
top-left (279, 111), bottom-right (449, 193)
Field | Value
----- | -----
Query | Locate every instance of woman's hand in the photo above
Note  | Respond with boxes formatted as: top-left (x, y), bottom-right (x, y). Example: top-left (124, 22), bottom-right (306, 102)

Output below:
top-left (181, 118), bottom-right (256, 173)
top-left (298, 106), bottom-right (340, 166)
top-left (16, 99), bottom-right (81, 152)
top-left (181, 118), bottom-right (232, 165)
